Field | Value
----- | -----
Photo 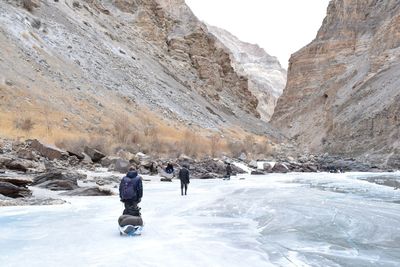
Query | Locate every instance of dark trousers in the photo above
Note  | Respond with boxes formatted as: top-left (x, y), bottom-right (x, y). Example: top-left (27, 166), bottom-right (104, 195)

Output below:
top-left (181, 182), bottom-right (188, 195)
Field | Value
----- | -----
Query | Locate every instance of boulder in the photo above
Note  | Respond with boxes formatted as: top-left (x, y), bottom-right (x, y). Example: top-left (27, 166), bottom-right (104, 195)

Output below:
top-left (101, 156), bottom-right (119, 168)
top-left (29, 139), bottom-right (68, 160)
top-left (251, 170), bottom-right (266, 175)
top-left (263, 162), bottom-right (273, 171)
top-left (5, 159), bottom-right (33, 172)
top-left (84, 146), bottom-right (105, 163)
top-left (0, 181), bottom-right (32, 198)
top-left (199, 172), bottom-right (220, 179)
top-left (67, 149), bottom-right (84, 160)
top-left (68, 156), bottom-right (80, 166)
top-left (272, 162), bottom-right (289, 173)
top-left (248, 160), bottom-right (258, 169)
top-left (37, 180), bottom-right (78, 191)
top-left (32, 171), bottom-right (85, 190)
top-left (81, 153), bottom-right (93, 164)
top-left (178, 154), bottom-right (193, 163)
top-left (0, 176), bottom-right (33, 187)
top-left (238, 153), bottom-right (247, 161)
top-left (16, 148), bottom-right (36, 160)
top-left (60, 187), bottom-right (113, 196)
top-left (114, 158), bottom-right (130, 173)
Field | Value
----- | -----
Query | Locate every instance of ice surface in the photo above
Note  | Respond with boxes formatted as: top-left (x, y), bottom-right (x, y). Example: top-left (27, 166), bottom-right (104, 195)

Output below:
top-left (1, 172), bottom-right (400, 267)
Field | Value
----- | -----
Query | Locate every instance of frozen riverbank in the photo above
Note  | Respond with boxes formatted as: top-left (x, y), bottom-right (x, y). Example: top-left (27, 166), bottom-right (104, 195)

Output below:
top-left (1, 172), bottom-right (400, 267)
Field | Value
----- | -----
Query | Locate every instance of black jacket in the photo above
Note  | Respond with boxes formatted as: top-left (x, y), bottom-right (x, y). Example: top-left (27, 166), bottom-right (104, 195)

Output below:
top-left (226, 165), bottom-right (232, 175)
top-left (178, 167), bottom-right (190, 184)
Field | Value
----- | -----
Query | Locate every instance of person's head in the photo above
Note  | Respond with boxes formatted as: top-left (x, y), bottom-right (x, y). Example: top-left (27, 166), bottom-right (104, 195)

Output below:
top-left (127, 166), bottom-right (138, 178)
top-left (227, 163), bottom-right (231, 166)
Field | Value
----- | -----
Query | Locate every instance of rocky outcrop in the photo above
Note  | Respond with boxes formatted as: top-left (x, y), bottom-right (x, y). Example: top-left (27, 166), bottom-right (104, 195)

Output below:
top-left (272, 0), bottom-right (400, 168)
top-left (29, 140), bottom-right (68, 161)
top-left (32, 171), bottom-right (86, 190)
top-left (60, 187), bottom-right (113, 196)
top-left (84, 146), bottom-right (105, 163)
top-left (208, 25), bottom-right (287, 121)
top-left (0, 176), bottom-right (32, 198)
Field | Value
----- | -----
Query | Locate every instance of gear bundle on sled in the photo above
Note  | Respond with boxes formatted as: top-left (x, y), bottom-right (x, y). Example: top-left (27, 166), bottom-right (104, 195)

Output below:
top-left (118, 214), bottom-right (144, 236)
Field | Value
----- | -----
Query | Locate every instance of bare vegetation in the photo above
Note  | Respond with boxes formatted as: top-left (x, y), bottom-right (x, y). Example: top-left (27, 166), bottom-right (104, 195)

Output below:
top-left (22, 0), bottom-right (39, 12)
top-left (14, 117), bottom-right (35, 132)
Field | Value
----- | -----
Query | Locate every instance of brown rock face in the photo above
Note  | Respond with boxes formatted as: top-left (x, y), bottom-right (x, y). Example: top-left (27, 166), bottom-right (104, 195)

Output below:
top-left (272, 0), bottom-right (400, 168)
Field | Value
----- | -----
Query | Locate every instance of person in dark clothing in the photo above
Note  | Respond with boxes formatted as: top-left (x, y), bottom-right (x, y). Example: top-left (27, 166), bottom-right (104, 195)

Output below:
top-left (178, 164), bottom-right (190, 195)
top-left (225, 163), bottom-right (232, 180)
top-left (165, 163), bottom-right (174, 174)
top-left (119, 167), bottom-right (143, 216)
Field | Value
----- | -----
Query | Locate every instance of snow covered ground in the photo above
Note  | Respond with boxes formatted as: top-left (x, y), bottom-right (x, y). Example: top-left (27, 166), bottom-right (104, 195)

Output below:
top-left (1, 172), bottom-right (400, 267)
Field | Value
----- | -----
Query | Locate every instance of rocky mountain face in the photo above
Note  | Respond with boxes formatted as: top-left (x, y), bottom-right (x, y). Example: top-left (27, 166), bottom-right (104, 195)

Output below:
top-left (207, 25), bottom-right (287, 121)
top-left (271, 0), bottom-right (400, 168)
top-left (0, 0), bottom-right (281, 141)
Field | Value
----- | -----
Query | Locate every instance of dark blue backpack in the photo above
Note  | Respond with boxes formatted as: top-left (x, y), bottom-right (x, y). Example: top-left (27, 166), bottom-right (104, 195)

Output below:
top-left (121, 177), bottom-right (136, 200)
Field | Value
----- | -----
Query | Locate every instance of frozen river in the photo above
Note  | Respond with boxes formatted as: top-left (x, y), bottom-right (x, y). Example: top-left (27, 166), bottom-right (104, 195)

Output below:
top-left (1, 172), bottom-right (400, 267)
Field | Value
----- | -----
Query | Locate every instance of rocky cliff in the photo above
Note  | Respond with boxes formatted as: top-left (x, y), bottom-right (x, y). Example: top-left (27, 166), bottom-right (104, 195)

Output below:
top-left (271, 0), bottom-right (400, 167)
top-left (207, 25), bottom-right (287, 121)
top-left (0, 0), bottom-right (281, 143)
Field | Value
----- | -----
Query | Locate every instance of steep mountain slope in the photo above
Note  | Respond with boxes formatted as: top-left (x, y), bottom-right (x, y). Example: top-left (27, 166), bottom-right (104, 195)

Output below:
top-left (207, 25), bottom-right (287, 121)
top-left (0, 0), bottom-right (281, 144)
top-left (271, 0), bottom-right (400, 167)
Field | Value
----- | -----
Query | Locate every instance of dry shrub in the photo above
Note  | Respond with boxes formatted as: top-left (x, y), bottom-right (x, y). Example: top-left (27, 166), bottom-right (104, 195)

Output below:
top-left (209, 134), bottom-right (222, 157)
top-left (14, 117), bottom-right (35, 132)
top-left (243, 135), bottom-right (256, 152)
top-left (227, 140), bottom-right (245, 158)
top-left (55, 136), bottom-right (110, 154)
top-left (180, 130), bottom-right (203, 157)
top-left (254, 142), bottom-right (275, 157)
top-left (55, 138), bottom-right (87, 153)
top-left (113, 114), bottom-right (133, 144)
top-left (22, 0), bottom-right (39, 12)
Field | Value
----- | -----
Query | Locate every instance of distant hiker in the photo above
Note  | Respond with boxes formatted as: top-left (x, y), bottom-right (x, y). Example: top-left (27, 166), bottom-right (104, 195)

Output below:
top-left (178, 164), bottom-right (190, 195)
top-left (149, 162), bottom-right (157, 175)
top-left (165, 163), bottom-right (174, 174)
top-left (225, 163), bottom-right (232, 179)
top-left (119, 167), bottom-right (143, 216)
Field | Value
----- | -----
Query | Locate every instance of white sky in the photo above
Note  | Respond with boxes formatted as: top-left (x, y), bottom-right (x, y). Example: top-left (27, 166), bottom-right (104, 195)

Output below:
top-left (185, 0), bottom-right (331, 68)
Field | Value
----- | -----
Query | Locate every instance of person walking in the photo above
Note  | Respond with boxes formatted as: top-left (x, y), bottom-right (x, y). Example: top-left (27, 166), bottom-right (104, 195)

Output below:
top-left (119, 167), bottom-right (143, 216)
top-left (225, 162), bottom-right (232, 180)
top-left (178, 164), bottom-right (190, 195)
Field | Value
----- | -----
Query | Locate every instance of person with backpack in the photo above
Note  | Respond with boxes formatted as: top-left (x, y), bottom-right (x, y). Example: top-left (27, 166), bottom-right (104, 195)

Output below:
top-left (119, 167), bottom-right (143, 216)
top-left (165, 162), bottom-right (174, 174)
top-left (178, 164), bottom-right (190, 196)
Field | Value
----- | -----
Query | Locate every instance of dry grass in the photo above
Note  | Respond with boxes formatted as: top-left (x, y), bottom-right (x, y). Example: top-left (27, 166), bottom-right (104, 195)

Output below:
top-left (0, 85), bottom-right (277, 158)
top-left (13, 117), bottom-right (35, 132)
top-left (22, 0), bottom-right (39, 12)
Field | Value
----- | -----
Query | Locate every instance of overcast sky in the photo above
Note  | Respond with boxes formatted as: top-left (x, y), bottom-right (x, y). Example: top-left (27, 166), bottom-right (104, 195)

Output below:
top-left (185, 0), bottom-right (331, 68)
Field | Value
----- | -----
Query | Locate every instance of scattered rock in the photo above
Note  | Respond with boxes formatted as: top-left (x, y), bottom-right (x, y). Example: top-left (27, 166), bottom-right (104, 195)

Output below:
top-left (84, 146), bottom-right (105, 163)
top-left (114, 158), bottom-right (130, 173)
top-left (17, 148), bottom-right (36, 160)
top-left (32, 171), bottom-right (85, 190)
top-left (67, 149), bottom-right (84, 160)
top-left (263, 162), bottom-right (273, 171)
top-left (0, 181), bottom-right (32, 198)
top-left (248, 160), bottom-right (258, 169)
top-left (29, 139), bottom-right (68, 160)
top-left (251, 170), bottom-right (265, 175)
top-left (271, 162), bottom-right (289, 173)
top-left (60, 187), bottom-right (113, 196)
